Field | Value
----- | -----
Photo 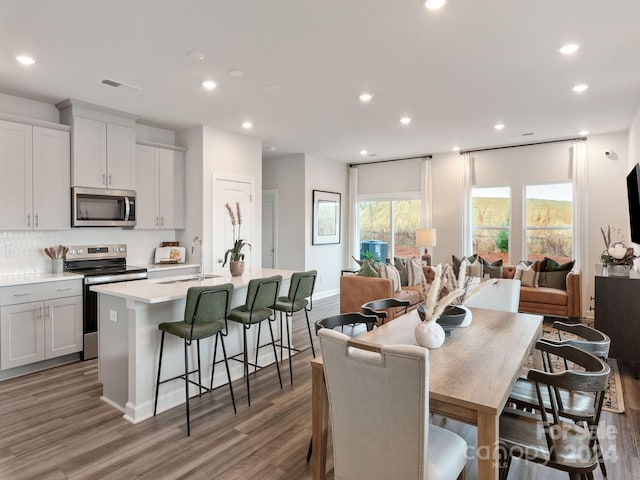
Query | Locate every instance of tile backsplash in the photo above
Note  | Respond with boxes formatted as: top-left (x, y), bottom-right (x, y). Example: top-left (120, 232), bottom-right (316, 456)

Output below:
top-left (0, 230), bottom-right (177, 274)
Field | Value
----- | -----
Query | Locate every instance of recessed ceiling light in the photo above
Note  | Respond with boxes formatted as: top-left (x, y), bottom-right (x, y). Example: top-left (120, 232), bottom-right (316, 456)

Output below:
top-left (359, 93), bottom-right (373, 102)
top-left (579, 130), bottom-right (589, 136)
top-left (16, 55), bottom-right (35, 65)
top-left (202, 80), bottom-right (217, 90)
top-left (452, 146), bottom-right (461, 152)
top-left (424, 0), bottom-right (446, 10)
top-left (400, 117), bottom-right (412, 125)
top-left (187, 51), bottom-right (205, 61)
top-left (242, 121), bottom-right (253, 129)
top-left (360, 149), bottom-right (368, 156)
top-left (559, 43), bottom-right (580, 55)
top-left (572, 84), bottom-right (589, 93)
top-left (494, 123), bottom-right (505, 130)
top-left (228, 69), bottom-right (244, 77)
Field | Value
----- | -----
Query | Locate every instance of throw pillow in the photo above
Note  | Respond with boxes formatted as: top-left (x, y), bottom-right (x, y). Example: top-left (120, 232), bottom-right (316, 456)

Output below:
top-left (357, 259), bottom-right (380, 278)
top-left (479, 257), bottom-right (503, 278)
top-left (516, 260), bottom-right (540, 287)
top-left (452, 254), bottom-right (477, 277)
top-left (406, 256), bottom-right (425, 286)
top-left (378, 262), bottom-right (402, 293)
top-left (464, 257), bottom-right (483, 278)
top-left (394, 257), bottom-right (409, 287)
top-left (539, 258), bottom-right (575, 290)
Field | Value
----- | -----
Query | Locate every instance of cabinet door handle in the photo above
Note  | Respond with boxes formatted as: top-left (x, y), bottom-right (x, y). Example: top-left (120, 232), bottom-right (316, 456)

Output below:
top-left (102, 173), bottom-right (106, 185)
top-left (56, 287), bottom-right (73, 292)
top-left (40, 305), bottom-right (45, 320)
top-left (13, 293), bottom-right (31, 297)
top-left (156, 216), bottom-right (159, 227)
top-left (109, 174), bottom-right (112, 185)
top-left (27, 213), bottom-right (31, 227)
top-left (35, 214), bottom-right (39, 227)
top-left (161, 216), bottom-right (164, 227)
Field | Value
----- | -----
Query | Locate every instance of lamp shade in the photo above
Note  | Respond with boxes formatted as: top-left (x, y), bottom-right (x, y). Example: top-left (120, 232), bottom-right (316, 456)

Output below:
top-left (416, 228), bottom-right (437, 247)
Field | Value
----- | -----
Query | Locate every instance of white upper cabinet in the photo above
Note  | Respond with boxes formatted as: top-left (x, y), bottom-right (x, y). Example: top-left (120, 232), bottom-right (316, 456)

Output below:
top-left (135, 143), bottom-right (186, 229)
top-left (57, 99), bottom-right (137, 190)
top-left (0, 119), bottom-right (70, 230)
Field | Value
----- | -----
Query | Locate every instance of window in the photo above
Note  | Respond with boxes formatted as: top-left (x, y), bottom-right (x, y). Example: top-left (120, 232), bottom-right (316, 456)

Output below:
top-left (525, 183), bottom-right (573, 263)
top-left (471, 186), bottom-right (511, 263)
top-left (359, 198), bottom-right (421, 260)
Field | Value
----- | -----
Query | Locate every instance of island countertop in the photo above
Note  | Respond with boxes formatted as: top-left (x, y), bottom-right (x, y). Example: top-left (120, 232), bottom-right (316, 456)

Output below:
top-left (90, 267), bottom-right (295, 304)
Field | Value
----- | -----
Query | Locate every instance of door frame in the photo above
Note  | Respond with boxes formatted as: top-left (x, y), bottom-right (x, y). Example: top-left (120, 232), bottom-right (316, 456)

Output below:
top-left (262, 189), bottom-right (278, 268)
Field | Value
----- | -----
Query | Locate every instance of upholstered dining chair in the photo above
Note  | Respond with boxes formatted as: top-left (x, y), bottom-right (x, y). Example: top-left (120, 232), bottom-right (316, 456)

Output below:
top-left (318, 328), bottom-right (468, 480)
top-left (464, 278), bottom-right (521, 313)
top-left (273, 269), bottom-right (317, 383)
top-left (500, 341), bottom-right (610, 480)
top-left (227, 275), bottom-right (282, 407)
top-left (153, 284), bottom-right (236, 436)
top-left (508, 322), bottom-right (611, 477)
top-left (361, 297), bottom-right (410, 325)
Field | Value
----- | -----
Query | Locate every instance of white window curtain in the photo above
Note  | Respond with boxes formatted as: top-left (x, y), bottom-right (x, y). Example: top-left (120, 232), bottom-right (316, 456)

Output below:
top-left (461, 152), bottom-right (473, 255)
top-left (348, 166), bottom-right (359, 266)
top-left (572, 138), bottom-right (588, 270)
top-left (420, 157), bottom-right (433, 228)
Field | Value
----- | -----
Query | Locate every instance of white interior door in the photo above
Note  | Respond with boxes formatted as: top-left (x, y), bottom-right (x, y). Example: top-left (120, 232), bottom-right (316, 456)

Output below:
top-left (262, 190), bottom-right (277, 268)
top-left (214, 178), bottom-right (253, 272)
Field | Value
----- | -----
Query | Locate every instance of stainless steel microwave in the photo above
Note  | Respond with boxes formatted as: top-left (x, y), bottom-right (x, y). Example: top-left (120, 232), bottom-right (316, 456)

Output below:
top-left (72, 187), bottom-right (136, 227)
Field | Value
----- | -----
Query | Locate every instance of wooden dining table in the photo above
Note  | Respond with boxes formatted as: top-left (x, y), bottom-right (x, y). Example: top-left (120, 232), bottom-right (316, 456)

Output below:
top-left (311, 307), bottom-right (543, 480)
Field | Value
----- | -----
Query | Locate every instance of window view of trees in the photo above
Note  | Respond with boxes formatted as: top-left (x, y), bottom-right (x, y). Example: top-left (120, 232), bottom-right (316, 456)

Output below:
top-left (359, 199), bottom-right (421, 260)
top-left (525, 183), bottom-right (573, 263)
top-left (471, 186), bottom-right (511, 263)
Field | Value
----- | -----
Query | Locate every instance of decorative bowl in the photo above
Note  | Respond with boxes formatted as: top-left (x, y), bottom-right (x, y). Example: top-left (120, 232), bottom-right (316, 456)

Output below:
top-left (417, 304), bottom-right (467, 337)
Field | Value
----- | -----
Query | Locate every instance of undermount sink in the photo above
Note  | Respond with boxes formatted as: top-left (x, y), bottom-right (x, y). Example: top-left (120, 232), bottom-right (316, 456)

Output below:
top-left (156, 274), bottom-right (221, 285)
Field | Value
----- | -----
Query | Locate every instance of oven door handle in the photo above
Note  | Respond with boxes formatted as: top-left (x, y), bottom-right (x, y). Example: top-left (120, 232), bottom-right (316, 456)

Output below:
top-left (84, 272), bottom-right (148, 285)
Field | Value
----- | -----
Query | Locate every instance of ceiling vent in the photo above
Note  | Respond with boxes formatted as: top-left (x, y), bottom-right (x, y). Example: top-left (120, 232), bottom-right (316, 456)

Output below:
top-left (101, 78), bottom-right (142, 92)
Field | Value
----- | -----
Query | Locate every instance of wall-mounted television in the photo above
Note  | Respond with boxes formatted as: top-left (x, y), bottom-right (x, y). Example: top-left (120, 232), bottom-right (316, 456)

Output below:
top-left (626, 163), bottom-right (640, 244)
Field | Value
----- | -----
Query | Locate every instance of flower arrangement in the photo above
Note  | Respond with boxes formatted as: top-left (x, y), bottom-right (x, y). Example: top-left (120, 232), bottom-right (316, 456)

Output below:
top-left (421, 264), bottom-right (465, 323)
top-left (431, 262), bottom-right (497, 311)
top-left (600, 225), bottom-right (638, 266)
top-left (222, 202), bottom-right (251, 266)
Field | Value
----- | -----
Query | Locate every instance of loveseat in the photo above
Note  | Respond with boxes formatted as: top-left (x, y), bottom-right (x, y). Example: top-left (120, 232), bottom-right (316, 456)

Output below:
top-left (339, 270), bottom-right (429, 322)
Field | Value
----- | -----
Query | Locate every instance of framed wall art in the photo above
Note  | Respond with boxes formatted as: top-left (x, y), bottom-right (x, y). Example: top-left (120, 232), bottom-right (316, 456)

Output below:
top-left (312, 190), bottom-right (341, 245)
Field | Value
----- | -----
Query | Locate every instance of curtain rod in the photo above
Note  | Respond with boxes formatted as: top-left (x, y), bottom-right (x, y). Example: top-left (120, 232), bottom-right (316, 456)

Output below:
top-left (349, 154), bottom-right (432, 168)
top-left (460, 137), bottom-right (587, 155)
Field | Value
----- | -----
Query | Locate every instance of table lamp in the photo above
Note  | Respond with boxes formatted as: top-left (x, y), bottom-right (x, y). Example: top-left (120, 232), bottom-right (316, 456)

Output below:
top-left (416, 228), bottom-right (437, 266)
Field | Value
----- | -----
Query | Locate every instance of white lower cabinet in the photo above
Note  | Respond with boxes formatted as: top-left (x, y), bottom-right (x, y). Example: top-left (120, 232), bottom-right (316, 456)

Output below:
top-left (0, 281), bottom-right (82, 370)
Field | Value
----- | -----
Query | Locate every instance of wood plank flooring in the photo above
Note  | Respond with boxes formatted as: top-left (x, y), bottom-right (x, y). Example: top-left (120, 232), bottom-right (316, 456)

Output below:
top-left (0, 297), bottom-right (638, 479)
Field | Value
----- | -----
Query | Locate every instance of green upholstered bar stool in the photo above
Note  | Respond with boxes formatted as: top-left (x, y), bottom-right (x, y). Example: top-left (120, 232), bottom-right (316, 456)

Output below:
top-left (273, 270), bottom-right (317, 383)
top-left (153, 284), bottom-right (236, 436)
top-left (228, 275), bottom-right (282, 407)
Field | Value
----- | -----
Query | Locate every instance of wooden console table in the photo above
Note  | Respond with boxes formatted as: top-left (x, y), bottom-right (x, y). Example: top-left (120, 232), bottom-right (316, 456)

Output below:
top-left (595, 268), bottom-right (640, 378)
top-left (311, 308), bottom-right (542, 480)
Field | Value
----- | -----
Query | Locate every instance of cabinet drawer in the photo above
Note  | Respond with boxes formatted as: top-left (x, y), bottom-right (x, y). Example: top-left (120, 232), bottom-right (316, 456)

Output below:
top-left (0, 280), bottom-right (83, 306)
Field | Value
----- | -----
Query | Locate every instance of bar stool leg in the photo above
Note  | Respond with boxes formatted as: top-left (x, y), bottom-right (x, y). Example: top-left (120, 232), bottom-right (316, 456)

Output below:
top-left (254, 322), bottom-right (262, 374)
top-left (153, 331), bottom-right (165, 416)
top-left (279, 311), bottom-right (284, 361)
top-left (286, 312), bottom-right (293, 384)
top-left (268, 319), bottom-right (283, 389)
top-left (305, 309), bottom-right (316, 358)
top-left (243, 327), bottom-right (251, 407)
top-left (184, 340), bottom-right (191, 436)
top-left (196, 339), bottom-right (202, 397)
top-left (210, 331), bottom-right (220, 390)
top-left (219, 334), bottom-right (237, 414)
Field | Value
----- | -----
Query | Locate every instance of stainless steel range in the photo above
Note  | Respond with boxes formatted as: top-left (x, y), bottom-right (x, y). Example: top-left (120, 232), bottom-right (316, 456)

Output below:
top-left (64, 244), bottom-right (147, 360)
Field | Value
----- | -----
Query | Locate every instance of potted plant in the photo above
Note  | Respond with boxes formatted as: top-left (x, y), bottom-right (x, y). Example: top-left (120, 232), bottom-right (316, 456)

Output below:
top-left (223, 202), bottom-right (251, 276)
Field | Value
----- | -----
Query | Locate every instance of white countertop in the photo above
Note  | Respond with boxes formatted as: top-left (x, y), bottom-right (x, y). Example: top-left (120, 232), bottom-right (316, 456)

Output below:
top-left (133, 263), bottom-right (200, 272)
top-left (0, 272), bottom-right (84, 287)
top-left (90, 268), bottom-right (294, 304)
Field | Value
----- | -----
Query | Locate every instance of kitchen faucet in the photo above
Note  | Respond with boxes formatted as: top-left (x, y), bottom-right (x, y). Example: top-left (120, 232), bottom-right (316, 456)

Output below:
top-left (191, 236), bottom-right (204, 280)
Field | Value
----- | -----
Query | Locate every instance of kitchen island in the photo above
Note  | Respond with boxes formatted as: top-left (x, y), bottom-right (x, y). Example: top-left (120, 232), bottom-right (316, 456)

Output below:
top-left (91, 268), bottom-right (294, 423)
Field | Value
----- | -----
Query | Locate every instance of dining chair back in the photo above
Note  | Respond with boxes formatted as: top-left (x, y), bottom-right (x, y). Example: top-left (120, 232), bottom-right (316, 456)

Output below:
top-left (500, 341), bottom-right (610, 479)
top-left (318, 328), bottom-right (468, 480)
top-left (361, 297), bottom-right (410, 325)
top-left (464, 278), bottom-right (521, 313)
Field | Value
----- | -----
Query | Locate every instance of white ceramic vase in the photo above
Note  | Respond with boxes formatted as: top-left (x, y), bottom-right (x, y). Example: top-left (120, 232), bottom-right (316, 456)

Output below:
top-left (458, 304), bottom-right (473, 328)
top-left (414, 321), bottom-right (445, 349)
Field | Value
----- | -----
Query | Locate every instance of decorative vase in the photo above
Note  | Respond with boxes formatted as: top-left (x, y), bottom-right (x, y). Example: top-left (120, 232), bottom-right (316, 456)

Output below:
top-left (606, 263), bottom-right (630, 277)
top-left (229, 261), bottom-right (245, 277)
top-left (458, 304), bottom-right (473, 327)
top-left (414, 321), bottom-right (446, 349)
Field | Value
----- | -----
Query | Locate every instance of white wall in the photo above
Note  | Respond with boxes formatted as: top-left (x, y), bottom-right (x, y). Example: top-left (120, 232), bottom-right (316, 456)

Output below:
top-left (0, 92), bottom-right (59, 122)
top-left (176, 125), bottom-right (262, 274)
top-left (305, 154), bottom-right (349, 296)
top-left (262, 154), bottom-right (306, 270)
